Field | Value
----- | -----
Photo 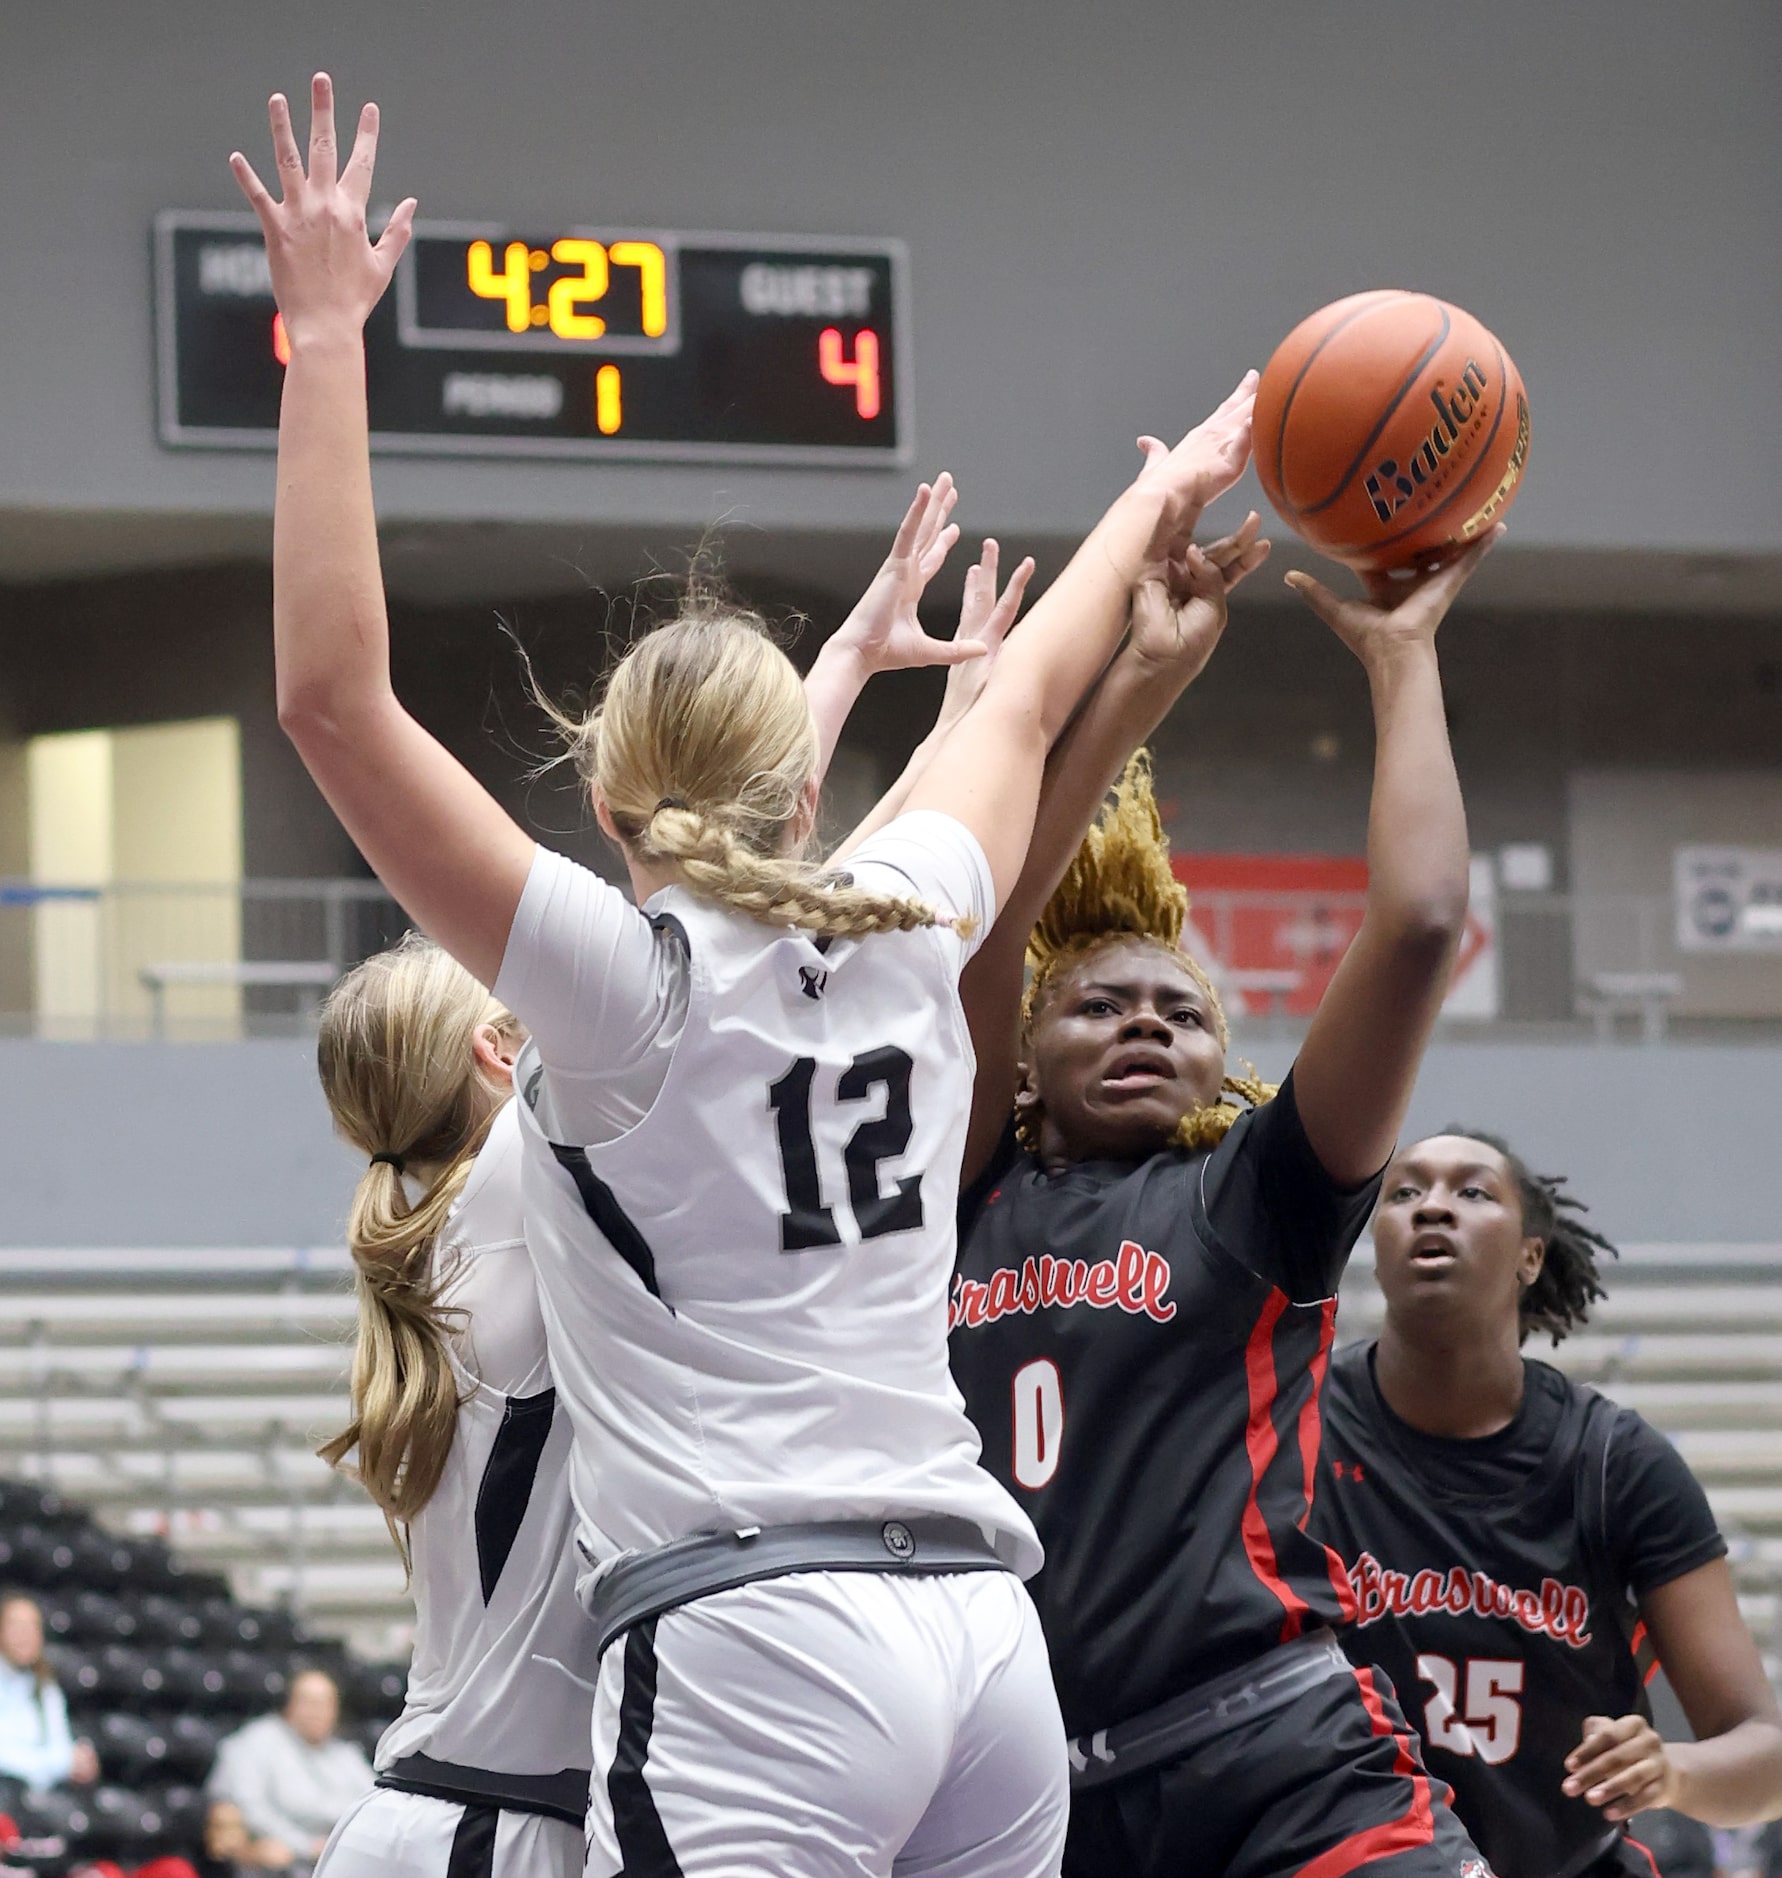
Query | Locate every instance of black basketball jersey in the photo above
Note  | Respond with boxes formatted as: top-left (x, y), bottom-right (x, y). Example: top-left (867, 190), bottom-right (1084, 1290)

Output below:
top-left (1314, 1342), bottom-right (1728, 1878)
top-left (950, 1072), bottom-right (1380, 1737)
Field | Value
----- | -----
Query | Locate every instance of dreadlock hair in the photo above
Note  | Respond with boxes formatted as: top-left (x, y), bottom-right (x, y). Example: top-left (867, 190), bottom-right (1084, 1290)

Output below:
top-left (535, 575), bottom-right (956, 940)
top-left (1019, 750), bottom-right (1274, 1155)
top-left (1436, 1126), bottom-right (1617, 1346)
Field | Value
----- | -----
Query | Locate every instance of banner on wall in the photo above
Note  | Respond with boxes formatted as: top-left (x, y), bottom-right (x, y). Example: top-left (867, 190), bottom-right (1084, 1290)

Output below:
top-left (1172, 853), bottom-right (1498, 1020)
top-left (1674, 846), bottom-right (1782, 952)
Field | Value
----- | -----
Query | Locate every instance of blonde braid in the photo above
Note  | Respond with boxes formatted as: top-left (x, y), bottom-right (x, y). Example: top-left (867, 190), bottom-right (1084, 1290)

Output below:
top-left (644, 803), bottom-right (953, 939)
top-left (539, 601), bottom-right (968, 939)
top-left (1017, 750), bottom-right (1276, 1155)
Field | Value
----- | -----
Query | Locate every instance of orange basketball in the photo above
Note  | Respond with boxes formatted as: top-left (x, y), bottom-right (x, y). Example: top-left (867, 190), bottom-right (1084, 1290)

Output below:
top-left (1253, 290), bottom-right (1530, 572)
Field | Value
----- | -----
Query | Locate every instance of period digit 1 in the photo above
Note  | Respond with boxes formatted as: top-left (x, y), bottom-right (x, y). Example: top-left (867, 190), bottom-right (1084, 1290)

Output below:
top-left (467, 239), bottom-right (533, 333)
top-left (819, 328), bottom-right (881, 420)
top-left (595, 364), bottom-right (623, 435)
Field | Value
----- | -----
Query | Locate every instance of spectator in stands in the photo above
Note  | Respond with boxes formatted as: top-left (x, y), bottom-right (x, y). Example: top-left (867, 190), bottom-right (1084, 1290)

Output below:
top-left (0, 1593), bottom-right (98, 1792)
top-left (202, 1799), bottom-right (301, 1878)
top-left (205, 1672), bottom-right (371, 1877)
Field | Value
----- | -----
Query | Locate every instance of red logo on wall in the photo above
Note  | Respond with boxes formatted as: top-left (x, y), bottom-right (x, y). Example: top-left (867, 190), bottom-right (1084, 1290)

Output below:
top-left (1172, 855), bottom-right (1495, 1020)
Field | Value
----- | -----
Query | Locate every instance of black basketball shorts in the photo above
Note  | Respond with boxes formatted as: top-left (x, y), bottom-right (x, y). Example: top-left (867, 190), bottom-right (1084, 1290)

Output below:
top-left (1063, 1659), bottom-right (1492, 1878)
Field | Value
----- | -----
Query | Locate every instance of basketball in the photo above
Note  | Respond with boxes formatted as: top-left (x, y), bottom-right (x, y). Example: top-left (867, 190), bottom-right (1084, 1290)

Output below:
top-left (1253, 290), bottom-right (1530, 572)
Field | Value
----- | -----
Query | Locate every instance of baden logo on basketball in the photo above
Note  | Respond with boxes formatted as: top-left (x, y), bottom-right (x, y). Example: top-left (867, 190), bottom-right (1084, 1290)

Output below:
top-left (1364, 362), bottom-right (1492, 523)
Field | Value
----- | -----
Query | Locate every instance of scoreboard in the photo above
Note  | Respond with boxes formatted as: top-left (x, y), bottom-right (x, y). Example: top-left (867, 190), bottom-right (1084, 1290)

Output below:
top-left (154, 212), bottom-right (910, 465)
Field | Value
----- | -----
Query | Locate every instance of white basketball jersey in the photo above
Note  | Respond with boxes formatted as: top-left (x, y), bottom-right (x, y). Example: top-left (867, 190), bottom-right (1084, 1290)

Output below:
top-left (512, 818), bottom-right (1041, 1578)
top-left (375, 1102), bottom-right (596, 1784)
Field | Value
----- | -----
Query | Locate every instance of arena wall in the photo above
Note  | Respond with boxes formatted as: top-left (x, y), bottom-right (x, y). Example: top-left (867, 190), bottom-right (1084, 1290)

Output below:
top-left (0, 0), bottom-right (1777, 570)
top-left (0, 1035), bottom-right (1771, 1248)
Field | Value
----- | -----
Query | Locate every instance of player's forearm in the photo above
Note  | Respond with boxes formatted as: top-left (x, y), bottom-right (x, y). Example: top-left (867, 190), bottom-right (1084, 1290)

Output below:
top-left (1357, 638), bottom-right (1470, 954)
top-left (1668, 1722), bottom-right (1782, 1825)
top-left (804, 637), bottom-right (873, 783)
top-left (272, 332), bottom-right (399, 738)
top-left (980, 488), bottom-right (1158, 745)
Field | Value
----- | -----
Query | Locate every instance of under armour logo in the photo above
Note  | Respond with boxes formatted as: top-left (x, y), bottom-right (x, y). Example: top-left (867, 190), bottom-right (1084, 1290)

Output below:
top-left (1332, 1459), bottom-right (1366, 1483)
top-left (799, 966), bottom-right (828, 1001)
top-left (1065, 1730), bottom-right (1116, 1774)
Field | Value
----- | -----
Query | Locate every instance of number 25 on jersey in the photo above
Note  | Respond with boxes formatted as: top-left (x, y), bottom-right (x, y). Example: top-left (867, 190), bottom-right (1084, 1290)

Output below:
top-left (1416, 1654), bottom-right (1524, 1764)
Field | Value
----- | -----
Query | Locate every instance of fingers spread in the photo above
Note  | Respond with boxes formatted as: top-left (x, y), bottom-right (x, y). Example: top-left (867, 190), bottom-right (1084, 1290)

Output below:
top-left (229, 151), bottom-right (276, 217)
top-left (372, 196), bottom-right (419, 272)
top-left (990, 556), bottom-right (1034, 629)
top-left (921, 639), bottom-right (989, 667)
top-left (918, 521), bottom-right (961, 581)
top-left (340, 101), bottom-right (381, 206)
top-left (307, 72), bottom-right (339, 191)
top-left (268, 93), bottom-right (305, 193)
top-left (887, 483), bottom-right (933, 563)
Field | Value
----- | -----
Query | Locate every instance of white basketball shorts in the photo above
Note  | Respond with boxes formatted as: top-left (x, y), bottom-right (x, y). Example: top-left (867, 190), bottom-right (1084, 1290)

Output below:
top-left (318, 1786), bottom-right (583, 1878)
top-left (585, 1566), bottom-right (1067, 1877)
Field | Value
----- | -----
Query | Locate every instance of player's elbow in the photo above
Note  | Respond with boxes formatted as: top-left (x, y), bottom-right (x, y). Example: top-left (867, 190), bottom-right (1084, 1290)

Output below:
top-left (276, 677), bottom-right (387, 766)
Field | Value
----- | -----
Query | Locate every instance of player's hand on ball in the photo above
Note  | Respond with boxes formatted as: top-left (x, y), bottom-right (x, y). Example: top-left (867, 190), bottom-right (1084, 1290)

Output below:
top-left (230, 73), bottom-right (417, 349)
top-left (833, 475), bottom-right (992, 677)
top-left (1129, 510), bottom-right (1270, 682)
top-left (1283, 522), bottom-right (1503, 667)
top-left (1563, 1713), bottom-right (1679, 1822)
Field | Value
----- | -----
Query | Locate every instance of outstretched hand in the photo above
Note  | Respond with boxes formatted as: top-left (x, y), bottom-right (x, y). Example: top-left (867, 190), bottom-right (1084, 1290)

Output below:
top-left (230, 73), bottom-right (416, 347)
top-left (1129, 509), bottom-right (1270, 682)
top-left (1284, 524), bottom-right (1505, 667)
top-left (1121, 371), bottom-right (1260, 579)
top-left (830, 474), bottom-right (993, 676)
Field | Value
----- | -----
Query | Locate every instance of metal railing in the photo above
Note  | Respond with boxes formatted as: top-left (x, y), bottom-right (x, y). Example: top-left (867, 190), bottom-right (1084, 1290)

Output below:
top-left (0, 877), bottom-right (1776, 1039)
top-left (0, 878), bottom-right (406, 1039)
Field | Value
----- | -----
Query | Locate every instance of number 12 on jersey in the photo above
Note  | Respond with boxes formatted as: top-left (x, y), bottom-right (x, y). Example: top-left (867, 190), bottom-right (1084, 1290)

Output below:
top-left (768, 1048), bottom-right (925, 1250)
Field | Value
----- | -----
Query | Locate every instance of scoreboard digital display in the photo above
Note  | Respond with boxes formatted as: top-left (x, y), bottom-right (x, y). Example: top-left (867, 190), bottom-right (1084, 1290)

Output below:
top-left (154, 212), bottom-right (910, 465)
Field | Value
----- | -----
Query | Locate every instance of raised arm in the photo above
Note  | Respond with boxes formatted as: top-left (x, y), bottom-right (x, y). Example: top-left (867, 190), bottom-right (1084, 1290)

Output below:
top-left (802, 475), bottom-right (991, 781)
top-left (1283, 529), bottom-right (1501, 1187)
top-left (834, 534), bottom-right (1035, 857)
top-left (903, 375), bottom-right (1258, 906)
top-left (1562, 1558), bottom-right (1782, 1826)
top-left (957, 515), bottom-right (1270, 1182)
top-left (232, 77), bottom-right (534, 986)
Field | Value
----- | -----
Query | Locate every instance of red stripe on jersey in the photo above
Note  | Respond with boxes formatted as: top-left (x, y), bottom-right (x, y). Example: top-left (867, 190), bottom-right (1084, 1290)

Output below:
top-left (1294, 1297), bottom-right (1359, 1621)
top-left (1242, 1287), bottom-right (1313, 1642)
top-left (1294, 1665), bottom-right (1435, 1878)
top-left (1630, 1620), bottom-right (1648, 1652)
top-left (1296, 1297), bottom-right (1339, 1515)
top-left (1625, 1836), bottom-right (1661, 1878)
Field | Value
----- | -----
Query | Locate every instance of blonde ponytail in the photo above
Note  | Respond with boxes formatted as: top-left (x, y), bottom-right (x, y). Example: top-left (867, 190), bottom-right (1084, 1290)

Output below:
top-left (549, 598), bottom-right (953, 938)
top-left (315, 936), bottom-right (516, 1558)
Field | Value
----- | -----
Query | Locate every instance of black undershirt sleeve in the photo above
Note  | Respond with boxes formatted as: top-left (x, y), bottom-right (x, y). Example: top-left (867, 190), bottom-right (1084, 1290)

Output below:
top-left (1604, 1408), bottom-right (1727, 1601)
top-left (957, 1114), bottom-right (1022, 1243)
top-left (1200, 1070), bottom-right (1383, 1303)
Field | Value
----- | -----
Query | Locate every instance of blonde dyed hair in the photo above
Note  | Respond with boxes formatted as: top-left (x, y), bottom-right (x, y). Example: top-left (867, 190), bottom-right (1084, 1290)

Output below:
top-left (551, 601), bottom-right (957, 937)
top-left (315, 935), bottom-right (515, 1556)
top-left (1020, 751), bottom-right (1274, 1154)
